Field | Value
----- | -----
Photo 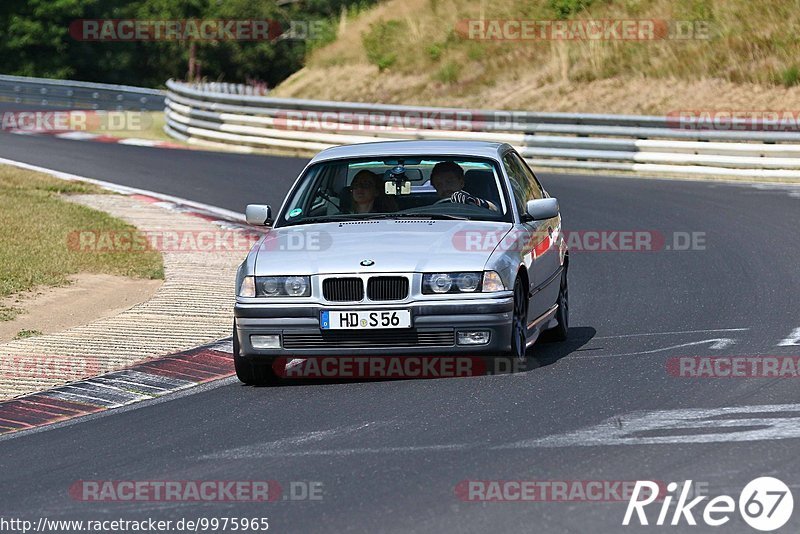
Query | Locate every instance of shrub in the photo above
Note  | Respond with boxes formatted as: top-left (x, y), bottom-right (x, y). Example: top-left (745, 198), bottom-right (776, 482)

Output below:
top-left (362, 19), bottom-right (406, 71)
top-left (549, 0), bottom-right (594, 19)
top-left (779, 66), bottom-right (800, 87)
top-left (435, 61), bottom-right (461, 83)
top-left (427, 43), bottom-right (443, 61)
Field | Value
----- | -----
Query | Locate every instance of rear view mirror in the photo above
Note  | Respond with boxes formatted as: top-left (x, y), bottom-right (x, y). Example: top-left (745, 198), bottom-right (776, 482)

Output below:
top-left (525, 198), bottom-right (559, 220)
top-left (385, 181), bottom-right (412, 195)
top-left (245, 204), bottom-right (273, 226)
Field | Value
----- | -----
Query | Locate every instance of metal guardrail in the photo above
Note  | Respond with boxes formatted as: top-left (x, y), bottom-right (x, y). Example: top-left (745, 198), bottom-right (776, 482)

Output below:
top-left (0, 75), bottom-right (165, 111)
top-left (190, 82), bottom-right (269, 96)
top-left (165, 79), bottom-right (800, 179)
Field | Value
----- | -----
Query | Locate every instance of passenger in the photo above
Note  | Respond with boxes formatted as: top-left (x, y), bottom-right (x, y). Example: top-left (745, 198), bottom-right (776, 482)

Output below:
top-left (429, 161), bottom-right (498, 211)
top-left (350, 170), bottom-right (397, 213)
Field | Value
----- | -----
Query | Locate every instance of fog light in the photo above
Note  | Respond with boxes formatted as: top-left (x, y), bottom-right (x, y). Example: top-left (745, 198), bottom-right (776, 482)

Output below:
top-left (457, 330), bottom-right (491, 345)
top-left (250, 335), bottom-right (281, 349)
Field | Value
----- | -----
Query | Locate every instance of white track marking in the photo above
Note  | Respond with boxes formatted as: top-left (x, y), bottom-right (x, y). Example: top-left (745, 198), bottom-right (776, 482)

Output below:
top-left (0, 156), bottom-right (245, 222)
top-left (55, 132), bottom-right (100, 141)
top-left (40, 390), bottom-right (117, 407)
top-left (749, 183), bottom-right (800, 199)
top-left (709, 338), bottom-right (736, 349)
top-left (201, 422), bottom-right (389, 459)
top-left (91, 376), bottom-right (172, 395)
top-left (499, 403), bottom-right (800, 448)
top-left (593, 328), bottom-right (748, 340)
top-left (573, 338), bottom-right (738, 359)
top-left (118, 138), bottom-right (164, 147)
top-left (778, 327), bottom-right (800, 346)
top-left (202, 444), bottom-right (473, 459)
top-left (206, 339), bottom-right (234, 353)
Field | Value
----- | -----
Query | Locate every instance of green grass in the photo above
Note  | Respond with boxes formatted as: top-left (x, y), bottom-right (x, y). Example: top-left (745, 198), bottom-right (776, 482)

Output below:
top-left (14, 329), bottom-right (42, 339)
top-left (779, 65), bottom-right (800, 87)
top-left (362, 19), bottom-right (407, 70)
top-left (435, 61), bottom-right (462, 83)
top-left (0, 306), bottom-right (19, 321)
top-left (550, 0), bottom-right (595, 19)
top-left (0, 165), bottom-right (164, 321)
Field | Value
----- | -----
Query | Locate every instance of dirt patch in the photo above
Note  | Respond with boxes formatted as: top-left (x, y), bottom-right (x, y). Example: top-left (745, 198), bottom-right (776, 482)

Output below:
top-left (0, 273), bottom-right (162, 342)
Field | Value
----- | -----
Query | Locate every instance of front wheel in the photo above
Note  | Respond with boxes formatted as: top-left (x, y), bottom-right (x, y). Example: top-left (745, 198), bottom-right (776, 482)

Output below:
top-left (544, 271), bottom-right (569, 342)
top-left (485, 276), bottom-right (529, 374)
top-left (509, 276), bottom-right (528, 361)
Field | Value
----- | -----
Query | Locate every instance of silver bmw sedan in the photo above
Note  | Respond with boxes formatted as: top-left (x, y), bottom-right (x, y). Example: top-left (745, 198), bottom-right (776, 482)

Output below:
top-left (234, 140), bottom-right (568, 384)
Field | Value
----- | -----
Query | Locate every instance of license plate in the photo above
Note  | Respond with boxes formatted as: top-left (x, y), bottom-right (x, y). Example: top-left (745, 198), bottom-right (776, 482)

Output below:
top-left (320, 310), bottom-right (412, 329)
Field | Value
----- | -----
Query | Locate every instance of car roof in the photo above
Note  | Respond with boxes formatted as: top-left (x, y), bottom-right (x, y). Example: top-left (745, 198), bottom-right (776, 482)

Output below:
top-left (308, 140), bottom-right (512, 164)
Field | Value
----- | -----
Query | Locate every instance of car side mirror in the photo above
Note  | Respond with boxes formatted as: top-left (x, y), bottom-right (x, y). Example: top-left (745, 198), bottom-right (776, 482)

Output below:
top-left (245, 204), bottom-right (273, 226)
top-left (525, 198), bottom-right (559, 221)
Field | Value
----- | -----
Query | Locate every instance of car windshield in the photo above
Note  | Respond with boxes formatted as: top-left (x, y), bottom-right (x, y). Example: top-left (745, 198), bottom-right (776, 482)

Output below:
top-left (278, 156), bottom-right (510, 226)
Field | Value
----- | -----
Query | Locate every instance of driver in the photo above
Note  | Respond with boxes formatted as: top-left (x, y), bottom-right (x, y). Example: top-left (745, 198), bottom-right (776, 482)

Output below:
top-left (429, 161), bottom-right (498, 211)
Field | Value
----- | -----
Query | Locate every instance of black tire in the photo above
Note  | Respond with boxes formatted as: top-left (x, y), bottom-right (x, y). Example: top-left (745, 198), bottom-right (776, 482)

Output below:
top-left (509, 276), bottom-right (529, 361)
top-left (544, 271), bottom-right (569, 342)
top-left (233, 321), bottom-right (281, 386)
top-left (486, 276), bottom-right (529, 374)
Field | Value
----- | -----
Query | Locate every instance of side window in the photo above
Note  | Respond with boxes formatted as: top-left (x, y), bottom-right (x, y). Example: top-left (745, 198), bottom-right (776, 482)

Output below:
top-left (502, 152), bottom-right (531, 216)
top-left (510, 152), bottom-right (544, 200)
top-left (502, 153), bottom-right (525, 215)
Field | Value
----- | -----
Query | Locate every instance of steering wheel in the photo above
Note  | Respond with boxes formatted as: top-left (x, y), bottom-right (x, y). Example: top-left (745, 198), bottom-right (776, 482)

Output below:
top-left (434, 197), bottom-right (452, 205)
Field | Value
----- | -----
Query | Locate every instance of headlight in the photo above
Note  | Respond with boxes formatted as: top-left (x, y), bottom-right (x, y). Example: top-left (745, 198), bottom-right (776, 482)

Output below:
top-left (261, 277), bottom-right (280, 296)
top-left (284, 276), bottom-right (309, 296)
top-left (426, 273), bottom-right (453, 293)
top-left (423, 272), bottom-right (482, 294)
top-left (456, 272), bottom-right (481, 292)
top-left (255, 276), bottom-right (311, 297)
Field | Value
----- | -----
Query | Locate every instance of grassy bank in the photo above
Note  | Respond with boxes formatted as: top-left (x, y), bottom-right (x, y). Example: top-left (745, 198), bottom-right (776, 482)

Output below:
top-left (273, 0), bottom-right (800, 114)
top-left (0, 165), bottom-right (164, 321)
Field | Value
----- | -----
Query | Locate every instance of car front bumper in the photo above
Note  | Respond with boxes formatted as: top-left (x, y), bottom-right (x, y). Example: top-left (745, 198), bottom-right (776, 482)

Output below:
top-left (234, 297), bottom-right (514, 358)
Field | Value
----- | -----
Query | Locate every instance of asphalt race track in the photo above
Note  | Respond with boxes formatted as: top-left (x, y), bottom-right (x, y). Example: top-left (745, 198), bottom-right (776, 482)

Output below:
top-left (1, 131), bottom-right (799, 533)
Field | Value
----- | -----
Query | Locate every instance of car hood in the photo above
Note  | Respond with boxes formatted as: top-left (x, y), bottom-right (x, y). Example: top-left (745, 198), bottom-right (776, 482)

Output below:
top-left (253, 219), bottom-right (513, 275)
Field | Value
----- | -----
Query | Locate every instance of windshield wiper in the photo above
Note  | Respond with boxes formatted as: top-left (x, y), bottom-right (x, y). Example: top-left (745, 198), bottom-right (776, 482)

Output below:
top-left (374, 212), bottom-right (470, 220)
top-left (287, 213), bottom-right (471, 226)
top-left (285, 214), bottom-right (358, 225)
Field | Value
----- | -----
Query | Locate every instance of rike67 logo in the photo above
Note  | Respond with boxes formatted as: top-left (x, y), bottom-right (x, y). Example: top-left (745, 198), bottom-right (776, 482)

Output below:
top-left (623, 477), bottom-right (793, 531)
